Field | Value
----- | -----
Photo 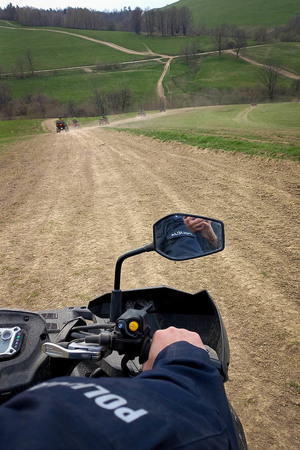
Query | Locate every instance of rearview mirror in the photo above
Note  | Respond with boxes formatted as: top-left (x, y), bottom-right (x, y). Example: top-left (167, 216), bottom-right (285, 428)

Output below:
top-left (153, 214), bottom-right (225, 261)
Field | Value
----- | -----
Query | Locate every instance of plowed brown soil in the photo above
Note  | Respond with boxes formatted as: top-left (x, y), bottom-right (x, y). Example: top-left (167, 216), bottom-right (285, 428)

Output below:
top-left (0, 123), bottom-right (299, 449)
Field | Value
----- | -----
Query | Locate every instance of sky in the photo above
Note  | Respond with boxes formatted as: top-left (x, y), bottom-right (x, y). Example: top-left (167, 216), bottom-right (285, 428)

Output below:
top-left (0, 0), bottom-right (173, 12)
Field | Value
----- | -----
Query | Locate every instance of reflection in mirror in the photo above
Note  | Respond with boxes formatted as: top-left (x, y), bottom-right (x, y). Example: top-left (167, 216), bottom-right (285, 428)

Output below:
top-left (153, 214), bottom-right (225, 261)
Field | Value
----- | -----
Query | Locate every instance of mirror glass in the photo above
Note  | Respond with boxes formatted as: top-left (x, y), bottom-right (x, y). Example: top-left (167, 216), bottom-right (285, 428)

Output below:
top-left (153, 214), bottom-right (225, 261)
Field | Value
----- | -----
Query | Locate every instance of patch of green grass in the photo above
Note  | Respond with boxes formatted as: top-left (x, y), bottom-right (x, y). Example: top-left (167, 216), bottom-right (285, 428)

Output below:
top-left (142, 35), bottom-right (214, 55)
top-left (119, 103), bottom-right (300, 133)
top-left (47, 28), bottom-right (149, 52)
top-left (118, 127), bottom-right (300, 160)
top-left (0, 119), bottom-right (46, 160)
top-left (247, 102), bottom-right (300, 129)
top-left (0, 118), bottom-right (45, 139)
top-left (46, 29), bottom-right (213, 56)
top-left (0, 20), bottom-right (21, 27)
top-left (166, 53), bottom-right (293, 94)
top-left (24, 290), bottom-right (40, 304)
top-left (112, 103), bottom-right (300, 160)
top-left (0, 27), bottom-right (152, 72)
top-left (197, 54), bottom-right (263, 89)
top-left (7, 61), bottom-right (164, 103)
top-left (240, 43), bottom-right (300, 75)
top-left (173, 0), bottom-right (300, 27)
top-left (287, 381), bottom-right (300, 395)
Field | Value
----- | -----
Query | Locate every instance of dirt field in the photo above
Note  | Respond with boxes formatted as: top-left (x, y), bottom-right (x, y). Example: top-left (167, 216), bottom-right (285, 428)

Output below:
top-left (0, 122), bottom-right (299, 449)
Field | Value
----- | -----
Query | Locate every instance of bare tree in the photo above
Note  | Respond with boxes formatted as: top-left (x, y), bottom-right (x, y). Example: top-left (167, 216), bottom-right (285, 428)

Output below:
top-left (120, 88), bottom-right (131, 112)
top-left (167, 7), bottom-right (179, 36)
top-left (66, 99), bottom-right (77, 117)
top-left (180, 6), bottom-right (191, 36)
top-left (12, 56), bottom-right (25, 79)
top-left (143, 9), bottom-right (156, 36)
top-left (210, 25), bottom-right (228, 57)
top-left (254, 27), bottom-right (268, 44)
top-left (232, 28), bottom-right (247, 57)
top-left (156, 10), bottom-right (167, 37)
top-left (131, 7), bottom-right (142, 34)
top-left (260, 59), bottom-right (281, 100)
top-left (25, 49), bottom-right (34, 76)
top-left (181, 41), bottom-right (199, 71)
top-left (0, 2), bottom-right (16, 20)
top-left (0, 82), bottom-right (12, 119)
top-left (35, 93), bottom-right (47, 117)
top-left (91, 82), bottom-right (107, 116)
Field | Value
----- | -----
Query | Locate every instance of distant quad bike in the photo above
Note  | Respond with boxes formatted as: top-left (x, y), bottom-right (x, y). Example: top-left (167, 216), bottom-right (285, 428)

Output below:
top-left (99, 116), bottom-right (109, 126)
top-left (56, 120), bottom-right (69, 133)
top-left (71, 120), bottom-right (80, 128)
top-left (138, 109), bottom-right (146, 117)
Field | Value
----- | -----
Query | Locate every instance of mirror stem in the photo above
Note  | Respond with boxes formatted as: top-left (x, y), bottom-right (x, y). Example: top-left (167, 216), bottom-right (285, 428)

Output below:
top-left (110, 243), bottom-right (154, 322)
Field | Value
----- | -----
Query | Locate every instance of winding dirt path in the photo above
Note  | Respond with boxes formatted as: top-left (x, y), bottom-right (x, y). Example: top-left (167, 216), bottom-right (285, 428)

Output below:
top-left (0, 124), bottom-right (299, 449)
top-left (2, 24), bottom-right (298, 107)
top-left (226, 49), bottom-right (300, 80)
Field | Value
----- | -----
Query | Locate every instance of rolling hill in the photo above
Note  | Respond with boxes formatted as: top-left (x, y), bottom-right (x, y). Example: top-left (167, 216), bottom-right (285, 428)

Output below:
top-left (167, 0), bottom-right (300, 27)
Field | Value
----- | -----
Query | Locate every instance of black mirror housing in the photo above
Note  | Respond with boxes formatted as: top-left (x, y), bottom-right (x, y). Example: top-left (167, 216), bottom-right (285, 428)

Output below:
top-left (153, 214), bottom-right (225, 261)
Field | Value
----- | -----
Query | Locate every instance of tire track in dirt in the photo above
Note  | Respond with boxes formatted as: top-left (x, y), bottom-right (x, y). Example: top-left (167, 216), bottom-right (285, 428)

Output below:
top-left (233, 105), bottom-right (255, 124)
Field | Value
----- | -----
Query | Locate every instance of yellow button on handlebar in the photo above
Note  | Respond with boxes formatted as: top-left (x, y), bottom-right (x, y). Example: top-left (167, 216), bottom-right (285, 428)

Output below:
top-left (128, 321), bottom-right (139, 332)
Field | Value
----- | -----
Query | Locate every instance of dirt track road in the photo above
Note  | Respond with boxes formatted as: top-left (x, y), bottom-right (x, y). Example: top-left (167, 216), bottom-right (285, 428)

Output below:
top-left (0, 124), bottom-right (299, 449)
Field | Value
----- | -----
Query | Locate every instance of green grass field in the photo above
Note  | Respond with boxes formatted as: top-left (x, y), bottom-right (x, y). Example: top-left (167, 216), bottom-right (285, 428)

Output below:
top-left (240, 43), bottom-right (300, 75)
top-left (0, 118), bottom-right (46, 160)
top-left (113, 103), bottom-right (300, 160)
top-left (0, 25), bottom-right (216, 73)
top-left (171, 0), bottom-right (300, 27)
top-left (165, 53), bottom-right (293, 97)
top-left (41, 29), bottom-right (214, 55)
top-left (7, 61), bottom-right (164, 104)
top-left (0, 27), bottom-right (153, 73)
top-left (0, 23), bottom-right (298, 108)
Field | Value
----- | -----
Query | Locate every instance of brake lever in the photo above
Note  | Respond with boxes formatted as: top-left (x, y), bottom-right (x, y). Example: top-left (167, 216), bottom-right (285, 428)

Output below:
top-left (42, 342), bottom-right (103, 360)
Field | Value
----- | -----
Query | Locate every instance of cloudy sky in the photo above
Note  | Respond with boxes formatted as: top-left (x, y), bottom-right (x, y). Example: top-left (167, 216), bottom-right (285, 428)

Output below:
top-left (1, 0), bottom-right (173, 11)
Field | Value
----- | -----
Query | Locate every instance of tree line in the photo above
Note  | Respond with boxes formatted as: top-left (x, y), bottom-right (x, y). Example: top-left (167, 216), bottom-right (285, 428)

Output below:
top-left (0, 3), bottom-right (192, 36)
top-left (0, 78), bottom-right (138, 120)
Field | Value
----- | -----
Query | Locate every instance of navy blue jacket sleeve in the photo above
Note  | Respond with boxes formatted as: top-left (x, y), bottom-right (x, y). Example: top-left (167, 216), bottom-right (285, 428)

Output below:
top-left (0, 342), bottom-right (239, 449)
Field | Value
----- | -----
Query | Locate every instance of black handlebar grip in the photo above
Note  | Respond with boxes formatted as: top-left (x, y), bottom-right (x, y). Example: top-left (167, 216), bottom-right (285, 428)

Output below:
top-left (139, 337), bottom-right (151, 364)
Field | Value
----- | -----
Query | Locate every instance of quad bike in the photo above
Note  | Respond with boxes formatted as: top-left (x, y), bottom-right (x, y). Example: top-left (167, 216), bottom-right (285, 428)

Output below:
top-left (56, 121), bottom-right (69, 133)
top-left (99, 116), bottom-right (109, 126)
top-left (138, 110), bottom-right (146, 117)
top-left (0, 213), bottom-right (247, 448)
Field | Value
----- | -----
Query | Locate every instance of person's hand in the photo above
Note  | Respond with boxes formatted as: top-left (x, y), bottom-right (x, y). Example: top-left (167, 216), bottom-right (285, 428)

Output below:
top-left (143, 327), bottom-right (205, 371)
top-left (183, 217), bottom-right (219, 247)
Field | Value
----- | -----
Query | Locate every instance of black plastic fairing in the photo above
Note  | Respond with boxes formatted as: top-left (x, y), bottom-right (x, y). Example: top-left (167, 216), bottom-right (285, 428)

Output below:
top-left (88, 286), bottom-right (230, 380)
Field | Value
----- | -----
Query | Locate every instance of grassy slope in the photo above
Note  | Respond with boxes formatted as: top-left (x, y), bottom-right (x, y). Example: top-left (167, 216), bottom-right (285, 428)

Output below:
top-left (0, 24), bottom-right (297, 104)
top-left (170, 0), bottom-right (299, 27)
top-left (40, 29), bottom-right (214, 55)
top-left (0, 118), bottom-right (46, 161)
top-left (119, 103), bottom-right (300, 133)
top-left (240, 43), bottom-right (300, 75)
top-left (8, 62), bottom-right (164, 103)
top-left (165, 54), bottom-right (293, 96)
top-left (0, 27), bottom-right (152, 72)
top-left (0, 25), bottom-right (217, 68)
top-left (115, 103), bottom-right (300, 160)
